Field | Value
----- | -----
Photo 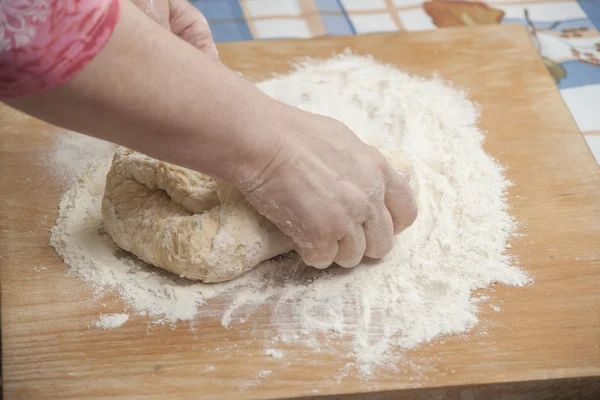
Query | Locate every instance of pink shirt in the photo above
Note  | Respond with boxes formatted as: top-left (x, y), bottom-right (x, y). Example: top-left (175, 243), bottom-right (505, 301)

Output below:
top-left (0, 0), bottom-right (120, 98)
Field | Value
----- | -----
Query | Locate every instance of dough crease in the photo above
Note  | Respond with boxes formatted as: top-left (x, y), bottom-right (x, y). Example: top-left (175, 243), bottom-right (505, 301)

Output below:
top-left (101, 147), bottom-right (294, 283)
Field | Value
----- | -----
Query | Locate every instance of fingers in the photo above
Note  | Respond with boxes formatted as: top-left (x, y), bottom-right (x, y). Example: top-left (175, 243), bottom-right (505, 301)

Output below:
top-left (283, 171), bottom-right (417, 269)
top-left (168, 0), bottom-right (220, 61)
top-left (363, 207), bottom-right (394, 259)
top-left (385, 170), bottom-right (418, 234)
top-left (298, 211), bottom-right (393, 268)
top-left (335, 225), bottom-right (366, 268)
top-left (296, 175), bottom-right (411, 268)
top-left (296, 240), bottom-right (338, 270)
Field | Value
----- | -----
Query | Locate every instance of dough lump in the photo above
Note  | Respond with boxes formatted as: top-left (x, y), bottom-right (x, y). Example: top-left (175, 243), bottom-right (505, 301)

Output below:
top-left (102, 147), bottom-right (418, 283)
top-left (101, 147), bottom-right (294, 283)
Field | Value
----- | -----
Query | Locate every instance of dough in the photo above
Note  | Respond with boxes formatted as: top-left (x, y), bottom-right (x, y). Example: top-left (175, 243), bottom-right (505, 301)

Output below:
top-left (102, 147), bottom-right (418, 283)
top-left (101, 147), bottom-right (294, 283)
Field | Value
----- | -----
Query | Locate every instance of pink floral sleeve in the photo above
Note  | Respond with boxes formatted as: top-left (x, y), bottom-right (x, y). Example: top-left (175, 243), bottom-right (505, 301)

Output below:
top-left (0, 0), bottom-right (120, 99)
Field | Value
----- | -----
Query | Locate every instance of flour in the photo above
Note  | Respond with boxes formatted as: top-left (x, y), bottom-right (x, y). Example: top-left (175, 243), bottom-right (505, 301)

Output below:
top-left (94, 313), bottom-right (129, 329)
top-left (239, 370), bottom-right (273, 391)
top-left (49, 54), bottom-right (529, 375)
top-left (45, 131), bottom-right (115, 185)
top-left (265, 348), bottom-right (284, 359)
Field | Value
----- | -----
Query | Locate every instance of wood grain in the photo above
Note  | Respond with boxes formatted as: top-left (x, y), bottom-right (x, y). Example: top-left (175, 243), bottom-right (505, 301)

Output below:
top-left (1, 25), bottom-right (599, 400)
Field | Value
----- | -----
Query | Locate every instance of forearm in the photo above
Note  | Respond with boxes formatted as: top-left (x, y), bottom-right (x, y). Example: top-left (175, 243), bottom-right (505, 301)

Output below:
top-left (5, 0), bottom-right (281, 184)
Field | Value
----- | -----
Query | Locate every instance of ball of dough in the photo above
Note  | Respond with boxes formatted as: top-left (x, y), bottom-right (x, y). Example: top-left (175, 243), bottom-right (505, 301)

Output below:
top-left (101, 147), bottom-right (294, 283)
top-left (101, 147), bottom-right (419, 283)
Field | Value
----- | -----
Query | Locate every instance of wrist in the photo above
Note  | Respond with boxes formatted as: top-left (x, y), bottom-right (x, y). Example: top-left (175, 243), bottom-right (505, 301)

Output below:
top-left (222, 96), bottom-right (289, 191)
top-left (162, 62), bottom-right (287, 187)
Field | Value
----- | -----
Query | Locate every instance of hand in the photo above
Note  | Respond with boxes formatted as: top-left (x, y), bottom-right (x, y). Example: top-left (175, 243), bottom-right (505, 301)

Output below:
top-left (130, 0), bottom-right (219, 60)
top-left (239, 104), bottom-right (418, 269)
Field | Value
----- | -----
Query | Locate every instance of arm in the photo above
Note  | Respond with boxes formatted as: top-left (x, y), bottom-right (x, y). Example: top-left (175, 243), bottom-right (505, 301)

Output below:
top-left (5, 0), bottom-right (279, 185)
top-left (5, 0), bottom-right (417, 268)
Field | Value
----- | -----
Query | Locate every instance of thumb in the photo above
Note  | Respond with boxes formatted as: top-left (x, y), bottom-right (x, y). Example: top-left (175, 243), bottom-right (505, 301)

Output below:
top-left (168, 0), bottom-right (220, 61)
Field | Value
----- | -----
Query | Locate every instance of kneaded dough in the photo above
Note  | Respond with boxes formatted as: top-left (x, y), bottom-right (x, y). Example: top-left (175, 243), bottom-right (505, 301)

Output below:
top-left (102, 147), bottom-right (418, 283)
top-left (101, 147), bottom-right (294, 283)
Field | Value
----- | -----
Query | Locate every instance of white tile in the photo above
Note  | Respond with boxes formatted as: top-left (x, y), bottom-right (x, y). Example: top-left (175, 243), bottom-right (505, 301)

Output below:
top-left (567, 37), bottom-right (600, 49)
top-left (253, 18), bottom-right (311, 39)
top-left (537, 33), bottom-right (600, 61)
top-left (341, 0), bottom-right (386, 11)
top-left (398, 8), bottom-right (436, 31)
top-left (537, 32), bottom-right (575, 60)
top-left (497, 2), bottom-right (588, 22)
top-left (392, 0), bottom-right (426, 7)
top-left (584, 135), bottom-right (600, 164)
top-left (245, 0), bottom-right (302, 17)
top-left (349, 13), bottom-right (398, 33)
top-left (560, 85), bottom-right (600, 132)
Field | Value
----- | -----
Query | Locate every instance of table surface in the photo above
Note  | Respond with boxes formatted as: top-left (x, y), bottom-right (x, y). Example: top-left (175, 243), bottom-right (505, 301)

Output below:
top-left (1, 25), bottom-right (600, 400)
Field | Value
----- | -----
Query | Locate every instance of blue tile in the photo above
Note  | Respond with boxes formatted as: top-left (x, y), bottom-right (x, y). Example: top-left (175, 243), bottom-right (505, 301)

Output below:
top-left (557, 60), bottom-right (600, 90)
top-left (578, 0), bottom-right (600, 31)
top-left (191, 0), bottom-right (245, 22)
top-left (210, 21), bottom-right (253, 42)
top-left (321, 15), bottom-right (354, 35)
top-left (503, 17), bottom-right (596, 32)
top-left (315, 0), bottom-right (342, 13)
top-left (334, 0), bottom-right (356, 34)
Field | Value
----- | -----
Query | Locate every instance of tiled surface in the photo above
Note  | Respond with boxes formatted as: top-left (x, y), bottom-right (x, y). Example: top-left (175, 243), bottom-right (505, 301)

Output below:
top-left (191, 0), bottom-right (600, 164)
top-left (245, 0), bottom-right (303, 17)
top-left (584, 134), bottom-right (600, 163)
top-left (349, 13), bottom-right (397, 34)
top-left (253, 18), bottom-right (313, 38)
top-left (561, 84), bottom-right (600, 132)
top-left (398, 8), bottom-right (436, 31)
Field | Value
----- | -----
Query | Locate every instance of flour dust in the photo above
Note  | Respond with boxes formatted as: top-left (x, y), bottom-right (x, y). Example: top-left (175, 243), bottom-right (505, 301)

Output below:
top-left (44, 131), bottom-right (115, 185)
top-left (94, 313), bottom-right (130, 329)
top-left (49, 54), bottom-right (530, 375)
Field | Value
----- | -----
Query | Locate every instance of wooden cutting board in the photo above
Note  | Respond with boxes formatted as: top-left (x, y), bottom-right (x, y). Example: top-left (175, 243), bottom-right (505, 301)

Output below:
top-left (1, 25), bottom-right (599, 399)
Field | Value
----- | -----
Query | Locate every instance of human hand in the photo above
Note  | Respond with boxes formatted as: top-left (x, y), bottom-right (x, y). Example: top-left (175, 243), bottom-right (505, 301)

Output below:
top-left (130, 0), bottom-right (219, 60)
top-left (238, 104), bottom-right (418, 269)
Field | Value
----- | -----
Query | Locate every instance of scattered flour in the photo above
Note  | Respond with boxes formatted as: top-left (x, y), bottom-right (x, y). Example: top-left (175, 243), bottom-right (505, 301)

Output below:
top-left (49, 54), bottom-right (530, 375)
top-left (44, 131), bottom-right (115, 185)
top-left (265, 348), bottom-right (284, 359)
top-left (470, 296), bottom-right (490, 304)
top-left (239, 370), bottom-right (273, 391)
top-left (95, 313), bottom-right (130, 329)
top-left (257, 370), bottom-right (272, 379)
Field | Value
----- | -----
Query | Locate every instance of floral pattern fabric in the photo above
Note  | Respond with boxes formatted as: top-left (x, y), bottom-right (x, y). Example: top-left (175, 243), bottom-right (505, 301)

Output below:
top-left (0, 0), bottom-right (120, 98)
